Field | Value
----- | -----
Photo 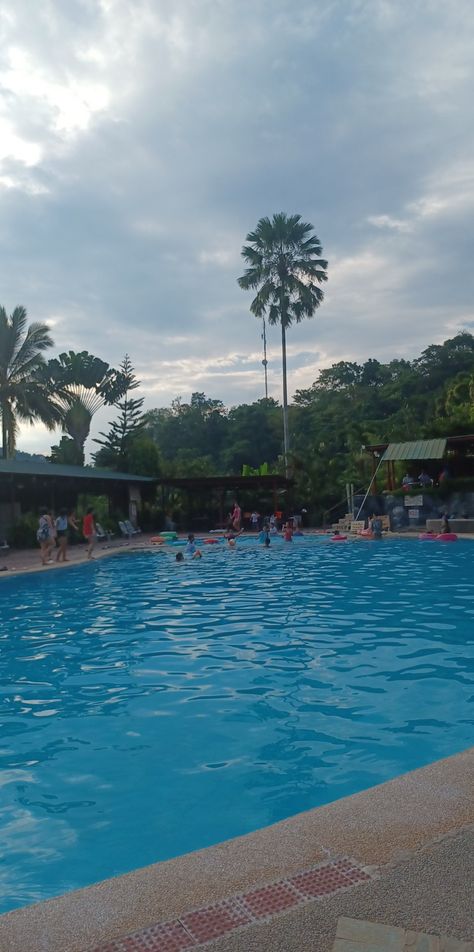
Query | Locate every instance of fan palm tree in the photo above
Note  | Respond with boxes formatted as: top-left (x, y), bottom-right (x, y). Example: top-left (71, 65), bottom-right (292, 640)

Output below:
top-left (45, 351), bottom-right (128, 462)
top-left (238, 213), bottom-right (328, 473)
top-left (0, 305), bottom-right (61, 458)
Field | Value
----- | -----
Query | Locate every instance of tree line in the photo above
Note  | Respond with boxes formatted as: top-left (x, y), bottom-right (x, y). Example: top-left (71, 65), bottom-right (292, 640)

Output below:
top-left (98, 331), bottom-right (474, 521)
top-left (1, 304), bottom-right (473, 520)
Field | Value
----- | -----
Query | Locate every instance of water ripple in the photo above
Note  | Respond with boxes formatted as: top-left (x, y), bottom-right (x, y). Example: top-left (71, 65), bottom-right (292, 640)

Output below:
top-left (0, 538), bottom-right (472, 911)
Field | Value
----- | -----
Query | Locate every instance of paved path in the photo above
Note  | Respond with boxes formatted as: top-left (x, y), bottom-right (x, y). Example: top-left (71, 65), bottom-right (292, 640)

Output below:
top-left (204, 828), bottom-right (473, 952)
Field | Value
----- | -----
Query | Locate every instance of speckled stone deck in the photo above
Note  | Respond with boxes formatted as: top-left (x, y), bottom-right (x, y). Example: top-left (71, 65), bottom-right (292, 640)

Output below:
top-left (0, 747), bottom-right (472, 952)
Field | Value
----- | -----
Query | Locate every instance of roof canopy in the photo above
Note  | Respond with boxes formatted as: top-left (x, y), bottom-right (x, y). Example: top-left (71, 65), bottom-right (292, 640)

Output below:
top-left (158, 475), bottom-right (291, 492)
top-left (0, 459), bottom-right (154, 483)
top-left (381, 439), bottom-right (447, 462)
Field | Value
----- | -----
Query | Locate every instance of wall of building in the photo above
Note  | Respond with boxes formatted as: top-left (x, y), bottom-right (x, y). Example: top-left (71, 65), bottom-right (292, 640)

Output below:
top-left (354, 491), bottom-right (474, 530)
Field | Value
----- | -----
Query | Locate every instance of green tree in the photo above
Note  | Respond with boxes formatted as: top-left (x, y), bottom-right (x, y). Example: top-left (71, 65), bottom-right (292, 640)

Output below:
top-left (45, 351), bottom-right (128, 463)
top-left (126, 436), bottom-right (161, 476)
top-left (93, 355), bottom-right (145, 470)
top-left (50, 436), bottom-right (84, 466)
top-left (0, 305), bottom-right (61, 458)
top-left (238, 212), bottom-right (328, 472)
top-left (143, 393), bottom-right (228, 472)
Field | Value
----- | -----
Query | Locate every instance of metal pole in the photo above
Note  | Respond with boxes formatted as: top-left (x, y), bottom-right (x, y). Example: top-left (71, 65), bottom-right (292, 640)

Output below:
top-left (355, 457), bottom-right (384, 521)
top-left (281, 322), bottom-right (290, 476)
top-left (261, 318), bottom-right (268, 400)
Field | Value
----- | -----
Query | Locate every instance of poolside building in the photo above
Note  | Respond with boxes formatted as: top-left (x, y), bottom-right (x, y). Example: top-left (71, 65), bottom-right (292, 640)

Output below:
top-left (0, 459), bottom-right (155, 539)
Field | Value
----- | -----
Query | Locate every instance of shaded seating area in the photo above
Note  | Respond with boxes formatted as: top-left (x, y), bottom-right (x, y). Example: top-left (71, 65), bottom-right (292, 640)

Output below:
top-left (156, 474), bottom-right (292, 532)
top-left (0, 459), bottom-right (155, 543)
top-left (364, 435), bottom-right (474, 493)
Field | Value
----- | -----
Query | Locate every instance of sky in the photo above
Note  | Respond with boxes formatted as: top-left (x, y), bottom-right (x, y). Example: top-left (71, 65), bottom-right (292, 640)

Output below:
top-left (1, 0), bottom-right (473, 456)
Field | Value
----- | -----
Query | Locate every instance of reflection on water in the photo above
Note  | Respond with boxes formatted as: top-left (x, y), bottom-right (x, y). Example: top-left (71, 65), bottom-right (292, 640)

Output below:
top-left (0, 539), bottom-right (472, 911)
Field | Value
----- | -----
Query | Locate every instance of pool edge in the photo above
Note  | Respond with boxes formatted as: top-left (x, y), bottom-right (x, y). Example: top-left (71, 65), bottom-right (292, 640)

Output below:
top-left (1, 745), bottom-right (472, 952)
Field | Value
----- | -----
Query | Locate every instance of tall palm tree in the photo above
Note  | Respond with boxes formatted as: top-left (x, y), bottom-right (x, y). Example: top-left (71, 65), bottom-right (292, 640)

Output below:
top-left (0, 305), bottom-right (60, 458)
top-left (238, 213), bottom-right (328, 473)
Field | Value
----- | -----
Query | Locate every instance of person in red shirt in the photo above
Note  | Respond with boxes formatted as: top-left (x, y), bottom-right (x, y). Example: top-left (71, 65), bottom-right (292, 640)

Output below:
top-left (82, 507), bottom-right (97, 560)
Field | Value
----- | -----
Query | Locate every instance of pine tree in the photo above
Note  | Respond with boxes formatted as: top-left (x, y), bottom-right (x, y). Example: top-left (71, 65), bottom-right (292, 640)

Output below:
top-left (93, 355), bottom-right (145, 471)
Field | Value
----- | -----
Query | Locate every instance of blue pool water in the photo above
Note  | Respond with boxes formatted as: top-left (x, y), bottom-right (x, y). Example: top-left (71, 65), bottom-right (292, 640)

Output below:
top-left (0, 538), bottom-right (472, 912)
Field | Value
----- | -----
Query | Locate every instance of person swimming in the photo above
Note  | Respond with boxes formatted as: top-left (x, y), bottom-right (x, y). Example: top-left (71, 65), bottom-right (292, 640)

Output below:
top-left (184, 533), bottom-right (202, 558)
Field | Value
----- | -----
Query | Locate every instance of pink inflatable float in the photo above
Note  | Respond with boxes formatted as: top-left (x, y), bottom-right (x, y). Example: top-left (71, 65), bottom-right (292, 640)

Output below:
top-left (419, 532), bottom-right (458, 542)
top-left (331, 534), bottom-right (347, 541)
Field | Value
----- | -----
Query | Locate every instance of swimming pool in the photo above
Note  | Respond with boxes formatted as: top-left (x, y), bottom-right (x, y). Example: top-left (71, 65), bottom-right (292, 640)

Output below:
top-left (0, 539), bottom-right (472, 912)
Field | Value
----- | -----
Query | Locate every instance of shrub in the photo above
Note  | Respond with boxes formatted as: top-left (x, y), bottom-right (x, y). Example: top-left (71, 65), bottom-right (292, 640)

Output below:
top-left (7, 513), bottom-right (38, 548)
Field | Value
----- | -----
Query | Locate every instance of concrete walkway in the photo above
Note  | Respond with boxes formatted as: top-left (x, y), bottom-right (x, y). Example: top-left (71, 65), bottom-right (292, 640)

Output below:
top-left (1, 749), bottom-right (472, 952)
top-left (204, 828), bottom-right (473, 952)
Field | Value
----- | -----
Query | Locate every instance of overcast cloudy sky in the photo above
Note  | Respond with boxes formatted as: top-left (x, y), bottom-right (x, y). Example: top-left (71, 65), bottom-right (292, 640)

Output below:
top-left (1, 0), bottom-right (473, 455)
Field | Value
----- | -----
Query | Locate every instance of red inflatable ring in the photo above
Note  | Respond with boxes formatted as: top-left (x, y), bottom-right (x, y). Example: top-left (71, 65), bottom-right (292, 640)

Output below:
top-left (331, 534), bottom-right (347, 541)
top-left (203, 538), bottom-right (220, 544)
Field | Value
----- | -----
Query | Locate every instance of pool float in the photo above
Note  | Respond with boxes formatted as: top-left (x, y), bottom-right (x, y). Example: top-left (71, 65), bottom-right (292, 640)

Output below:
top-left (331, 534), bottom-right (347, 541)
top-left (436, 533), bottom-right (458, 542)
top-left (160, 531), bottom-right (178, 539)
top-left (150, 536), bottom-right (166, 544)
top-left (419, 532), bottom-right (436, 541)
top-left (203, 538), bottom-right (220, 544)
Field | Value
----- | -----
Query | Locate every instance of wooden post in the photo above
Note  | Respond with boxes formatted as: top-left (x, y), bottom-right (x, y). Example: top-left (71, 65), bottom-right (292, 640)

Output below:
top-left (219, 488), bottom-right (224, 527)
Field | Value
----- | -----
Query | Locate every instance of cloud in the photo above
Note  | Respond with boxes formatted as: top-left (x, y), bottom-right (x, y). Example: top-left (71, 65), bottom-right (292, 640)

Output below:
top-left (0, 0), bottom-right (473, 455)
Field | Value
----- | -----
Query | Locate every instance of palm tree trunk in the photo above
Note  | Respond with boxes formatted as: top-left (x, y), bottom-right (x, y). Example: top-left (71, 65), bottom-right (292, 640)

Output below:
top-left (281, 322), bottom-right (290, 476)
top-left (1, 404), bottom-right (8, 459)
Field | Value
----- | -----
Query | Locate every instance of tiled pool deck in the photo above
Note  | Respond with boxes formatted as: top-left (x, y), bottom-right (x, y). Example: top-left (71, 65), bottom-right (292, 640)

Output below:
top-left (0, 747), bottom-right (472, 952)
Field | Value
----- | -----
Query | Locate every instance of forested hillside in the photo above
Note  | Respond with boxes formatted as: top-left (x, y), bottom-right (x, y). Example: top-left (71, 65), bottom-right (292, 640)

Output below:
top-left (96, 333), bottom-right (474, 517)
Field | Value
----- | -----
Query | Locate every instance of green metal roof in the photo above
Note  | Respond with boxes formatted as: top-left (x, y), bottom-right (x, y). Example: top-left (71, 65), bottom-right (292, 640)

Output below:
top-left (0, 459), bottom-right (154, 482)
top-left (381, 438), bottom-right (447, 462)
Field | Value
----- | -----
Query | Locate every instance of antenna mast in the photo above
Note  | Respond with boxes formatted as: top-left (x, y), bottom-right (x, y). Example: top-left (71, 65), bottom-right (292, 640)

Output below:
top-left (261, 318), bottom-right (268, 399)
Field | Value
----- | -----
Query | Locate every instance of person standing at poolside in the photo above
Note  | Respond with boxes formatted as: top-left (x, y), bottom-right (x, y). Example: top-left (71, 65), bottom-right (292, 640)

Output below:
top-left (440, 512), bottom-right (451, 534)
top-left (250, 510), bottom-right (260, 532)
top-left (231, 500), bottom-right (241, 532)
top-left (37, 507), bottom-right (55, 565)
top-left (82, 507), bottom-right (97, 559)
top-left (55, 508), bottom-right (72, 562)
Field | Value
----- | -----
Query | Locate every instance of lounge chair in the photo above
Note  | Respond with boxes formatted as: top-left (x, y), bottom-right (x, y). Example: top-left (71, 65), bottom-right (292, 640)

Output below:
top-left (96, 523), bottom-right (114, 541)
top-left (119, 521), bottom-right (140, 538)
top-left (124, 519), bottom-right (141, 535)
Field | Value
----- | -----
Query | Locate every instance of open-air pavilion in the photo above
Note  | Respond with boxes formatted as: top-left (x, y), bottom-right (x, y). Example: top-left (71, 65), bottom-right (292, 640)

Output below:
top-left (156, 473), bottom-right (293, 531)
top-left (0, 459), bottom-right (155, 538)
top-left (364, 434), bottom-right (474, 493)
top-left (0, 460), bottom-right (293, 538)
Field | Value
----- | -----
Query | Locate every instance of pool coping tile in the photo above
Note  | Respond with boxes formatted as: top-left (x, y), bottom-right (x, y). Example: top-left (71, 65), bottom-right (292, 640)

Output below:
top-left (86, 857), bottom-right (374, 951)
top-left (0, 748), bottom-right (472, 952)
